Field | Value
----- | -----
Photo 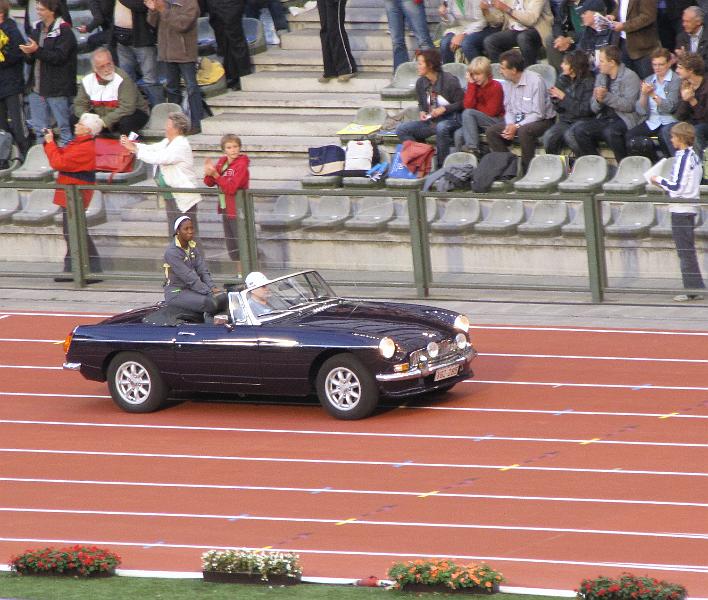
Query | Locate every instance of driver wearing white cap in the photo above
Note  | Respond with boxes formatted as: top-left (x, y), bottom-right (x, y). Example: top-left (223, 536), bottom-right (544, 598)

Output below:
top-left (245, 271), bottom-right (273, 317)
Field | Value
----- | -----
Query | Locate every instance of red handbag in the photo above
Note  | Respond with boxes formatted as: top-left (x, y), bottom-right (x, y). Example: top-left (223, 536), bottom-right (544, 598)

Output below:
top-left (95, 137), bottom-right (134, 181)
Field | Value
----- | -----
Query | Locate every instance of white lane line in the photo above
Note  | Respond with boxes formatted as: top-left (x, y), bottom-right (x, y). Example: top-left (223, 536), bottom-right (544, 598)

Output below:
top-left (399, 407), bottom-right (708, 419)
top-left (0, 537), bottom-right (706, 573)
top-left (469, 325), bottom-right (708, 337)
top-left (479, 353), bottom-right (708, 364)
top-left (0, 311), bottom-right (109, 318)
top-left (0, 393), bottom-right (110, 399)
top-left (1, 448), bottom-right (706, 477)
top-left (0, 338), bottom-right (62, 344)
top-left (3, 507), bottom-right (707, 540)
top-left (468, 379), bottom-right (708, 392)
top-left (1, 419), bottom-right (706, 448)
top-left (0, 316), bottom-right (8, 321)
top-left (3, 477), bottom-right (707, 508)
top-left (0, 365), bottom-right (63, 370)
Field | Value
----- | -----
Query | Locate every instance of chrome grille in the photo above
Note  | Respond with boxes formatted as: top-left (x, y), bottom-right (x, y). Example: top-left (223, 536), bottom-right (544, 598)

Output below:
top-left (409, 338), bottom-right (457, 368)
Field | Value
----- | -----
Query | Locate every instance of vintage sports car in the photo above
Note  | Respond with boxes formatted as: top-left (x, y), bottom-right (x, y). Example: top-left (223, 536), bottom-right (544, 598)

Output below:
top-left (63, 271), bottom-right (476, 419)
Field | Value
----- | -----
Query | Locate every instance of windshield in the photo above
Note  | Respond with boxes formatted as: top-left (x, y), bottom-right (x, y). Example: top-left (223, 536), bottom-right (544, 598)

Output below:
top-left (246, 271), bottom-right (337, 322)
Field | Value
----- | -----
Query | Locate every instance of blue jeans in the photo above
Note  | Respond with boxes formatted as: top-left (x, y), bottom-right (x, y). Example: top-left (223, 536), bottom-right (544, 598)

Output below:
top-left (28, 93), bottom-right (72, 145)
top-left (164, 62), bottom-right (203, 131)
top-left (116, 43), bottom-right (165, 107)
top-left (384, 0), bottom-right (433, 72)
top-left (440, 26), bottom-right (499, 64)
top-left (396, 112), bottom-right (462, 167)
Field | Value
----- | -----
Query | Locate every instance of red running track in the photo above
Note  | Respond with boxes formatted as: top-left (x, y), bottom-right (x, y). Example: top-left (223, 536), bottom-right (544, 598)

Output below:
top-left (0, 311), bottom-right (707, 594)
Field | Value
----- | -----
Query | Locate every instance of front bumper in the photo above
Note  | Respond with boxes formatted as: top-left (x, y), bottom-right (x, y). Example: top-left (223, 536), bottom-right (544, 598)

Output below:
top-left (375, 346), bottom-right (476, 382)
top-left (63, 362), bottom-right (81, 371)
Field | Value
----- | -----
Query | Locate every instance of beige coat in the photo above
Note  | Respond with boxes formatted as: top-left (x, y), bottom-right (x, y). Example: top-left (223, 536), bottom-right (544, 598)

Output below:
top-left (500, 0), bottom-right (553, 48)
top-left (147, 0), bottom-right (199, 63)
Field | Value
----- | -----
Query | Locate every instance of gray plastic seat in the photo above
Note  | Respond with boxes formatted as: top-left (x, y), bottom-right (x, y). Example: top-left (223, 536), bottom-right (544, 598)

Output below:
top-left (443, 152), bottom-right (478, 169)
top-left (475, 199), bottom-right (525, 234)
top-left (558, 155), bottom-right (608, 192)
top-left (243, 17), bottom-right (266, 55)
top-left (344, 196), bottom-right (395, 231)
top-left (649, 205), bottom-right (674, 237)
top-left (258, 194), bottom-right (310, 230)
top-left (340, 106), bottom-right (388, 142)
top-left (561, 202), bottom-right (612, 236)
top-left (11, 189), bottom-right (60, 225)
top-left (0, 145), bottom-right (21, 180)
top-left (513, 154), bottom-right (565, 192)
top-left (76, 52), bottom-right (92, 80)
top-left (602, 156), bottom-right (652, 194)
top-left (527, 63), bottom-right (557, 89)
top-left (12, 145), bottom-right (52, 181)
top-left (604, 201), bottom-right (656, 237)
top-left (430, 198), bottom-right (480, 233)
top-left (301, 173), bottom-right (342, 188)
top-left (388, 197), bottom-right (438, 231)
top-left (491, 62), bottom-right (502, 80)
top-left (694, 207), bottom-right (708, 239)
top-left (95, 159), bottom-right (148, 184)
top-left (380, 61), bottom-right (418, 100)
top-left (645, 158), bottom-right (675, 194)
top-left (517, 200), bottom-right (569, 235)
top-left (0, 188), bottom-right (21, 223)
top-left (197, 17), bottom-right (217, 55)
top-left (54, 190), bottom-right (106, 226)
top-left (442, 62), bottom-right (467, 88)
top-left (140, 103), bottom-right (183, 138)
top-left (343, 148), bottom-right (390, 188)
top-left (301, 195), bottom-right (352, 229)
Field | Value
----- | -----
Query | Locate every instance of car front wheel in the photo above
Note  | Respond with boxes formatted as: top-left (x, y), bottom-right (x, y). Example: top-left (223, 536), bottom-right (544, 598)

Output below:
top-left (316, 354), bottom-right (379, 420)
top-left (107, 352), bottom-right (168, 413)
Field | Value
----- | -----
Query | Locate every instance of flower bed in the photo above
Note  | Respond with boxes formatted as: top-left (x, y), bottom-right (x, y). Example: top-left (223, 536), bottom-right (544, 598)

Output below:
top-left (9, 545), bottom-right (121, 577)
top-left (577, 574), bottom-right (688, 600)
top-left (388, 559), bottom-right (503, 593)
top-left (201, 549), bottom-right (302, 584)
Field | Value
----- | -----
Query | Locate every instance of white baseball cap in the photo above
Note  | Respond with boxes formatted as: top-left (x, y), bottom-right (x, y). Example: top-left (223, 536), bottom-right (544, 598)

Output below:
top-left (245, 271), bottom-right (269, 289)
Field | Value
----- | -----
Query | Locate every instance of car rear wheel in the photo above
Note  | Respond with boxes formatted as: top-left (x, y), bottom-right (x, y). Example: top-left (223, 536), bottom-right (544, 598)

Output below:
top-left (316, 354), bottom-right (379, 420)
top-left (107, 352), bottom-right (168, 413)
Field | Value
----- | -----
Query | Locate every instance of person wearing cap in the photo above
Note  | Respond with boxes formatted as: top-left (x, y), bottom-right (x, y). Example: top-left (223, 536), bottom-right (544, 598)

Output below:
top-left (163, 215), bottom-right (226, 316)
top-left (45, 112), bottom-right (104, 283)
top-left (245, 271), bottom-right (274, 317)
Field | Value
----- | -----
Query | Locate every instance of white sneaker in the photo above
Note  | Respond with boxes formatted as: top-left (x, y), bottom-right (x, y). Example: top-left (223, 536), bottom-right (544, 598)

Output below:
top-left (673, 294), bottom-right (704, 302)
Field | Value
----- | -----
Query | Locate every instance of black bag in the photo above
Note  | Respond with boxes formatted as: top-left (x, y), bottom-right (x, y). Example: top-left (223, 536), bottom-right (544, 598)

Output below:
top-left (308, 144), bottom-right (345, 176)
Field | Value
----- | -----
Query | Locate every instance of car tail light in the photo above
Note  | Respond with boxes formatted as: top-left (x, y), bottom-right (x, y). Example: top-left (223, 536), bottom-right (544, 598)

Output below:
top-left (63, 333), bottom-right (73, 354)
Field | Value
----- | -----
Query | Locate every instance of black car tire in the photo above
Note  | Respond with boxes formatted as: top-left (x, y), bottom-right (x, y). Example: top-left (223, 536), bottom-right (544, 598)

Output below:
top-left (316, 354), bottom-right (379, 420)
top-left (107, 352), bottom-right (169, 413)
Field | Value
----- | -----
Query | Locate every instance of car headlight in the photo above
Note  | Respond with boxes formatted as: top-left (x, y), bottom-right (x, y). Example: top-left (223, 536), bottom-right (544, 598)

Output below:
top-left (454, 314), bottom-right (470, 332)
top-left (379, 337), bottom-right (396, 359)
top-left (427, 341), bottom-right (439, 358)
top-left (455, 332), bottom-right (468, 349)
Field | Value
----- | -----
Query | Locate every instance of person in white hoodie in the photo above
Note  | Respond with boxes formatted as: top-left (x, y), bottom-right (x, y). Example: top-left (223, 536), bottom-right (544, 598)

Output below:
top-left (651, 121), bottom-right (706, 302)
top-left (120, 111), bottom-right (201, 236)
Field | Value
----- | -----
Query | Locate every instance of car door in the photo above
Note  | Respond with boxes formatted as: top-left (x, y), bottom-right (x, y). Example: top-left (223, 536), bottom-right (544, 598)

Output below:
top-left (256, 326), bottom-right (321, 396)
top-left (174, 323), bottom-right (261, 391)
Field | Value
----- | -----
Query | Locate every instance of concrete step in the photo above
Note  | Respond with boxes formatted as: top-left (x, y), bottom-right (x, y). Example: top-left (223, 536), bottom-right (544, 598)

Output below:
top-left (240, 70), bottom-right (392, 93)
top-left (201, 111), bottom-right (352, 137)
top-left (252, 47), bottom-right (393, 72)
top-left (190, 133), bottom-right (337, 156)
top-left (289, 6), bottom-right (439, 30)
top-left (282, 28), bottom-right (407, 52)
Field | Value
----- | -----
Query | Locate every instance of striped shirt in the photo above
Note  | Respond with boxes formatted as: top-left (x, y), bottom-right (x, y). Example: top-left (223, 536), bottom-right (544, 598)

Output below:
top-left (657, 147), bottom-right (702, 214)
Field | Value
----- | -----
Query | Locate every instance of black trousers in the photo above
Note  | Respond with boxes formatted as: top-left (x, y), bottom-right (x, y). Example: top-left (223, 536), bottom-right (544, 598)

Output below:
top-left (0, 93), bottom-right (30, 158)
top-left (111, 110), bottom-right (150, 136)
top-left (671, 212), bottom-right (705, 291)
top-left (483, 28), bottom-right (543, 68)
top-left (571, 116), bottom-right (628, 162)
top-left (61, 207), bottom-right (102, 273)
top-left (207, 0), bottom-right (253, 86)
top-left (222, 214), bottom-right (239, 261)
top-left (317, 0), bottom-right (357, 77)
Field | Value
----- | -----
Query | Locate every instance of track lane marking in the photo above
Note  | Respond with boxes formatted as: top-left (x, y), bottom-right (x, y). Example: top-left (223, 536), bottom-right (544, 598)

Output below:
top-left (467, 380), bottom-right (708, 391)
top-left (469, 325), bottom-right (708, 337)
top-left (0, 338), bottom-right (63, 344)
top-left (0, 365), bottom-right (63, 370)
top-left (0, 311), bottom-right (109, 318)
top-left (400, 407), bottom-right (708, 419)
top-left (0, 393), bottom-right (110, 399)
top-left (479, 353), bottom-right (708, 364)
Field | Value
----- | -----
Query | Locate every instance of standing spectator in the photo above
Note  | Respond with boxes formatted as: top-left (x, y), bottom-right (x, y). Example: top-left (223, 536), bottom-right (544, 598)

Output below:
top-left (659, 0), bottom-right (695, 53)
top-left (575, 0), bottom-right (614, 72)
top-left (73, 47), bottom-right (150, 135)
top-left (543, 50), bottom-right (594, 154)
top-left (569, 45), bottom-right (640, 162)
top-left (44, 113), bottom-right (104, 282)
top-left (145, 0), bottom-right (202, 133)
top-left (650, 122), bottom-right (705, 302)
top-left (0, 0), bottom-right (30, 158)
top-left (385, 0), bottom-right (433, 72)
top-left (78, 0), bottom-right (115, 53)
top-left (19, 0), bottom-right (70, 37)
top-left (672, 52), bottom-right (708, 157)
top-left (20, 0), bottom-right (77, 146)
top-left (395, 49), bottom-right (464, 167)
top-left (203, 133), bottom-right (250, 266)
top-left (607, 0), bottom-right (658, 79)
top-left (546, 0), bottom-right (584, 71)
top-left (625, 48), bottom-right (679, 161)
top-left (245, 0), bottom-right (290, 36)
top-left (482, 0), bottom-right (553, 68)
top-left (675, 6), bottom-right (708, 70)
top-left (439, 0), bottom-right (500, 66)
top-left (209, 0), bottom-right (252, 91)
top-left (486, 49), bottom-right (556, 173)
top-left (316, 0), bottom-right (357, 82)
top-left (113, 0), bottom-right (164, 107)
top-left (455, 56), bottom-right (505, 156)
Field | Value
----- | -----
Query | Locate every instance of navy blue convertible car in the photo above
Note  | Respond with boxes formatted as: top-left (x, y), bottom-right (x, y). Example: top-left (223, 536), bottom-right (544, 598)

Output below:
top-left (63, 271), bottom-right (476, 419)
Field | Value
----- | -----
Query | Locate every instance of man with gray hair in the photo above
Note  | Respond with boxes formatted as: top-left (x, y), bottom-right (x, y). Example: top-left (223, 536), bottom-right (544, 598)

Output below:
top-left (675, 6), bottom-right (708, 71)
top-left (73, 47), bottom-right (150, 135)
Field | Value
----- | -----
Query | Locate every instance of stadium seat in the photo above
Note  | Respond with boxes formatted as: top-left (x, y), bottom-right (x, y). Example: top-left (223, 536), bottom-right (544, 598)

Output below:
top-left (517, 200), bottom-right (569, 235)
top-left (53, 190), bottom-right (107, 226)
top-left (474, 199), bottom-right (524, 234)
top-left (604, 201), bottom-right (656, 237)
top-left (388, 197), bottom-right (439, 231)
top-left (12, 145), bottom-right (52, 182)
top-left (513, 154), bottom-right (565, 192)
top-left (645, 158), bottom-right (675, 194)
top-left (301, 173), bottom-right (342, 188)
top-left (430, 197), bottom-right (480, 234)
top-left (339, 106), bottom-right (388, 142)
top-left (380, 61), bottom-right (418, 100)
top-left (197, 17), bottom-right (217, 55)
top-left (343, 147), bottom-right (390, 189)
top-left (557, 155), bottom-right (608, 193)
top-left (527, 63), bottom-right (557, 88)
top-left (0, 145), bottom-right (21, 181)
top-left (258, 194), bottom-right (310, 230)
top-left (491, 62), bottom-right (502, 80)
top-left (561, 201), bottom-right (612, 236)
top-left (344, 196), bottom-right (395, 231)
top-left (96, 159), bottom-right (148, 184)
top-left (243, 17), bottom-right (267, 55)
top-left (141, 103), bottom-right (183, 138)
top-left (301, 195), bottom-right (352, 229)
top-left (694, 207), bottom-right (708, 239)
top-left (76, 52), bottom-right (92, 80)
top-left (0, 188), bottom-right (21, 223)
top-left (649, 204), bottom-right (674, 237)
top-left (11, 189), bottom-right (60, 225)
top-left (602, 156), bottom-right (651, 194)
top-left (443, 152), bottom-right (478, 168)
top-left (442, 62), bottom-right (467, 88)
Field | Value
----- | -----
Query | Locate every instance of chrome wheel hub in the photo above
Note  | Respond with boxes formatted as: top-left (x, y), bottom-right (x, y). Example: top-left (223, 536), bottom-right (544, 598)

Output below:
top-left (325, 366), bottom-right (361, 411)
top-left (115, 361), bottom-right (151, 405)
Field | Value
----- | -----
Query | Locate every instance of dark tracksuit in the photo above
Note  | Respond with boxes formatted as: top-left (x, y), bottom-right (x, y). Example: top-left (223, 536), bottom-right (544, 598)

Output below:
top-left (163, 237), bottom-right (217, 312)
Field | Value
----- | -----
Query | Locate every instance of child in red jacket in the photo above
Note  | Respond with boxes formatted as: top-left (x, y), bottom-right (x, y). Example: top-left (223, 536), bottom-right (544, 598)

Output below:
top-left (203, 134), bottom-right (250, 269)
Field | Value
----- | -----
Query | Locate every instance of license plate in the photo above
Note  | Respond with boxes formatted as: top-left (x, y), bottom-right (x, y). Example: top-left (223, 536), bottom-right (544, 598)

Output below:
top-left (434, 364), bottom-right (459, 381)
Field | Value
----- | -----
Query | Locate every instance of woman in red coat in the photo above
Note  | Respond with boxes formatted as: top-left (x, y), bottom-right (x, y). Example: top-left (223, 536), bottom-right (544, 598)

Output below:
top-left (44, 112), bottom-right (103, 282)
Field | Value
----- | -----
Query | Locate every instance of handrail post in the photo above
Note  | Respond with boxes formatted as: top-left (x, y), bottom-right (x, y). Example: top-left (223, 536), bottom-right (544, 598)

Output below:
top-left (584, 193), bottom-right (606, 302)
top-left (408, 190), bottom-right (431, 298)
top-left (236, 189), bottom-right (258, 277)
top-left (65, 185), bottom-right (88, 289)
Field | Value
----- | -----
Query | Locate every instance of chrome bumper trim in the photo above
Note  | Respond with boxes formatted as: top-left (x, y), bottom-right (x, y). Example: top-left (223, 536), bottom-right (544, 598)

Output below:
top-left (376, 347), bottom-right (476, 382)
top-left (63, 362), bottom-right (81, 371)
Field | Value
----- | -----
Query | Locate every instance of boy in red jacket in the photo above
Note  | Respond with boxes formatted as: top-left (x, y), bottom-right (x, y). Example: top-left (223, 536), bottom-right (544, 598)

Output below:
top-left (203, 134), bottom-right (250, 270)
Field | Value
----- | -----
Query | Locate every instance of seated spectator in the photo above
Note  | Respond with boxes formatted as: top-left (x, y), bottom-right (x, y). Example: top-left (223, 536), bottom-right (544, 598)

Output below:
top-left (74, 47), bottom-right (150, 136)
top-left (543, 50), bottom-right (594, 154)
top-left (456, 56), bottom-right (505, 156)
top-left (658, 0), bottom-right (694, 53)
top-left (439, 0), bottom-right (500, 65)
top-left (546, 0), bottom-right (584, 72)
top-left (672, 52), bottom-right (708, 158)
top-left (0, 0), bottom-right (30, 158)
top-left (485, 49), bottom-right (556, 174)
top-left (675, 6), bottom-right (708, 72)
top-left (607, 0), bottom-right (658, 79)
top-left (482, 0), bottom-right (553, 68)
top-left (77, 0), bottom-right (115, 52)
top-left (395, 49), bottom-right (464, 167)
top-left (385, 0), bottom-right (433, 72)
top-left (20, 0), bottom-right (77, 146)
top-left (625, 48), bottom-right (679, 162)
top-left (568, 45), bottom-right (641, 163)
top-left (575, 0), bottom-right (614, 72)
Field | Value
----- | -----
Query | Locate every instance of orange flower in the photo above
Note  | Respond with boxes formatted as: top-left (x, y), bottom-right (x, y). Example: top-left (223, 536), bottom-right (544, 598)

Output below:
top-left (485, 581), bottom-right (493, 587)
